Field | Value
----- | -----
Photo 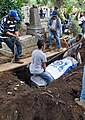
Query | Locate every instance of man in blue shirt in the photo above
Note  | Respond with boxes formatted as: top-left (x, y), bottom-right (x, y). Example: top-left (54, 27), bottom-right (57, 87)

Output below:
top-left (48, 11), bottom-right (62, 51)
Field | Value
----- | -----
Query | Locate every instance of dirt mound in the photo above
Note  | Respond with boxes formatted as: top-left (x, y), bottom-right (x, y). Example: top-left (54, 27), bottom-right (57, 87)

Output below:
top-left (0, 43), bottom-right (85, 120)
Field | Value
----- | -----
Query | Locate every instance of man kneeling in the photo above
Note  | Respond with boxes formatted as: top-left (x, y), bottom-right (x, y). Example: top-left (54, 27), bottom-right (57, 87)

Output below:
top-left (29, 39), bottom-right (52, 85)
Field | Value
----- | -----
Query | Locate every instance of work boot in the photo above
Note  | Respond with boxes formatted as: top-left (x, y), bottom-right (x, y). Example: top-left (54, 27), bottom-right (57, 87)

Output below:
top-left (14, 59), bottom-right (24, 64)
top-left (58, 47), bottom-right (66, 52)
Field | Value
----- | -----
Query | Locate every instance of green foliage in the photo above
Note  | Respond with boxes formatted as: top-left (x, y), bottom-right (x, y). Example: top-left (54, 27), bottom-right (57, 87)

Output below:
top-left (70, 20), bottom-right (81, 37)
top-left (58, 9), bottom-right (64, 22)
top-left (42, 0), bottom-right (48, 6)
top-left (36, 0), bottom-right (41, 4)
top-left (36, 0), bottom-right (48, 6)
top-left (75, 10), bottom-right (80, 20)
top-left (62, 0), bottom-right (85, 10)
top-left (65, 6), bottom-right (73, 19)
top-left (49, 0), bottom-right (63, 7)
top-left (0, 0), bottom-right (24, 27)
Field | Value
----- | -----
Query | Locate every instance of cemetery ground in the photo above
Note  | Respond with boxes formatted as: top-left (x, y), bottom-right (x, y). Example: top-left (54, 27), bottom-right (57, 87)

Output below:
top-left (0, 42), bottom-right (85, 120)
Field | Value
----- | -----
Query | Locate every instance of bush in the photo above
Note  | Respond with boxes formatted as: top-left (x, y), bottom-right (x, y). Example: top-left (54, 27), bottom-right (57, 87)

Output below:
top-left (65, 6), bottom-right (73, 19)
top-left (70, 20), bottom-right (82, 37)
top-left (0, 0), bottom-right (24, 28)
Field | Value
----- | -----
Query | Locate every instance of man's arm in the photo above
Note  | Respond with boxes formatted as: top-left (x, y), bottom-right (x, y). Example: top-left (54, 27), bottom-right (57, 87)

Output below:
top-left (48, 19), bottom-right (52, 30)
top-left (5, 31), bottom-right (19, 40)
top-left (42, 62), bottom-right (46, 72)
top-left (68, 38), bottom-right (76, 46)
top-left (1, 18), bottom-right (14, 37)
top-left (5, 31), bottom-right (16, 37)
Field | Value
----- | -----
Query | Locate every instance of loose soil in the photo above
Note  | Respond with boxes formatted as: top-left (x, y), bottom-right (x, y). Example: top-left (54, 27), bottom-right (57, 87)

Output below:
top-left (0, 42), bottom-right (85, 120)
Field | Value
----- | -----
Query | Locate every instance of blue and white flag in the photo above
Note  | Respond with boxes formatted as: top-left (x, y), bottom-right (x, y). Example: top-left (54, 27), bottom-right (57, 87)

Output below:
top-left (46, 57), bottom-right (78, 80)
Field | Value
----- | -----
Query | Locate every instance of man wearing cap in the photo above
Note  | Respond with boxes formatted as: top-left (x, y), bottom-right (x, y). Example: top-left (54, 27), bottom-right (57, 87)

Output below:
top-left (0, 10), bottom-right (23, 63)
top-left (53, 6), bottom-right (59, 15)
top-left (48, 11), bottom-right (62, 51)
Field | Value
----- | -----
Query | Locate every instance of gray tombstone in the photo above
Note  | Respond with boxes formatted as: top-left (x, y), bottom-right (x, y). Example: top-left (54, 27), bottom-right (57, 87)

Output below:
top-left (27, 6), bottom-right (44, 35)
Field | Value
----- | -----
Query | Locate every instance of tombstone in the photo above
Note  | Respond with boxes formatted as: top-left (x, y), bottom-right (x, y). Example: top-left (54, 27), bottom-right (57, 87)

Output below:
top-left (27, 6), bottom-right (44, 35)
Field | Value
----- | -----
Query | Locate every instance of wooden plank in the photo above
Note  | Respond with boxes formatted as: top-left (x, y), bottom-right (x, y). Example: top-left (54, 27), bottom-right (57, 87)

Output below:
top-left (0, 57), bottom-right (31, 72)
top-left (0, 50), bottom-right (59, 72)
top-left (0, 37), bottom-right (83, 73)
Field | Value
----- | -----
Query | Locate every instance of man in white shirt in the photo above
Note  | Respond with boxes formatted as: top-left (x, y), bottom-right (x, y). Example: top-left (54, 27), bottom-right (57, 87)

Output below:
top-left (29, 39), bottom-right (52, 85)
top-left (78, 11), bottom-right (85, 37)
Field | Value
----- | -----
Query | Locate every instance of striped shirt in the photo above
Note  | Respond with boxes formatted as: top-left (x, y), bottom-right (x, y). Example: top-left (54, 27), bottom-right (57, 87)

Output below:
top-left (0, 15), bottom-right (18, 36)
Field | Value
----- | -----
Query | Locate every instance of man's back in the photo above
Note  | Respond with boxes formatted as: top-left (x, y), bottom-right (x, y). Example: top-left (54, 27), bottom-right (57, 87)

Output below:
top-left (30, 49), bottom-right (47, 74)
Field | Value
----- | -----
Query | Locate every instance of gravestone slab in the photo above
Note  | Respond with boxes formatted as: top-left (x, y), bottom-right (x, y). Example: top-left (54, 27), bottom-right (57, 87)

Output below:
top-left (27, 7), bottom-right (44, 35)
top-left (0, 35), bottom-right (39, 57)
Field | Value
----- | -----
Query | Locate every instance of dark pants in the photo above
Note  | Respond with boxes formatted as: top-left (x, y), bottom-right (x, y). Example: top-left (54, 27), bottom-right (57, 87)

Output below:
top-left (4, 36), bottom-right (22, 61)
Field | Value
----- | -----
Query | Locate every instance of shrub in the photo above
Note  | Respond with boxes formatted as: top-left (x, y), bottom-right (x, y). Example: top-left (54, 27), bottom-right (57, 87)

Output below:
top-left (0, 0), bottom-right (24, 28)
top-left (70, 19), bottom-right (82, 37)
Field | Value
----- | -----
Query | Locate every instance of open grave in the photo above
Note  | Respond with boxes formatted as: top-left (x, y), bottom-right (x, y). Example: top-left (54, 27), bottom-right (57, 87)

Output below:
top-left (0, 41), bottom-right (85, 120)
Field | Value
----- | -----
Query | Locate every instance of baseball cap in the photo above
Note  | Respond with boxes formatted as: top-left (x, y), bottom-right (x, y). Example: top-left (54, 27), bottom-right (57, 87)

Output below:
top-left (9, 10), bottom-right (20, 20)
top-left (51, 10), bottom-right (57, 17)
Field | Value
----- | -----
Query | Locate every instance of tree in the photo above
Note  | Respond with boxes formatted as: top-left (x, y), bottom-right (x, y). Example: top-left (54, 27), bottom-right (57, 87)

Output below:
top-left (36, 0), bottom-right (48, 6)
top-left (50, 0), bottom-right (63, 7)
top-left (0, 0), bottom-right (24, 21)
top-left (62, 0), bottom-right (85, 9)
top-left (36, 0), bottom-right (41, 4)
top-left (42, 0), bottom-right (48, 6)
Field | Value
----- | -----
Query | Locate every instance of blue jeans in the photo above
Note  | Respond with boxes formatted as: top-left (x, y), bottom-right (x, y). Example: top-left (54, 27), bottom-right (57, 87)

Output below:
top-left (82, 27), bottom-right (85, 34)
top-left (38, 72), bottom-right (52, 85)
top-left (48, 30), bottom-right (61, 49)
top-left (80, 65), bottom-right (85, 103)
top-left (81, 22), bottom-right (85, 34)
top-left (4, 36), bottom-right (22, 61)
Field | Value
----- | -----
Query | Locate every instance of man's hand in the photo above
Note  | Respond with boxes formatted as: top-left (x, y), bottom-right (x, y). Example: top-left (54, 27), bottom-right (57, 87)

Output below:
top-left (14, 31), bottom-right (19, 40)
top-left (14, 34), bottom-right (19, 40)
top-left (52, 29), bottom-right (56, 32)
top-left (6, 31), bottom-right (19, 40)
top-left (76, 48), bottom-right (80, 53)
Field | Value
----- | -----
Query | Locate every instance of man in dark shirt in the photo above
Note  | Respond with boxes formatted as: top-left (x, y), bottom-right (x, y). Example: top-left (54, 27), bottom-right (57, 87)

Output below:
top-left (0, 10), bottom-right (23, 63)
